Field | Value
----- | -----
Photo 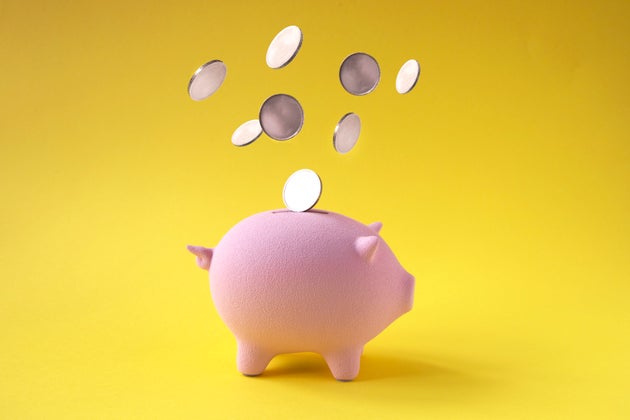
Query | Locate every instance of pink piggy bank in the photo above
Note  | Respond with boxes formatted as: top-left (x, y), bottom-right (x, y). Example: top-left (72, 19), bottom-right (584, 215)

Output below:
top-left (188, 209), bottom-right (414, 381)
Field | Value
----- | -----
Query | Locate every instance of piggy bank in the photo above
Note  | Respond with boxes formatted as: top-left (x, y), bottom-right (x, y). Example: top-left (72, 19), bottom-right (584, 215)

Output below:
top-left (187, 209), bottom-right (414, 381)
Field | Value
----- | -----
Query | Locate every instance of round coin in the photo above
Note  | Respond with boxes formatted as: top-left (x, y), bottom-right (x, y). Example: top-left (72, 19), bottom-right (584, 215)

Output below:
top-left (259, 94), bottom-right (304, 140)
top-left (396, 59), bottom-right (420, 94)
top-left (188, 60), bottom-right (227, 101)
top-left (339, 52), bottom-right (380, 95)
top-left (283, 169), bottom-right (322, 212)
top-left (266, 25), bottom-right (303, 69)
top-left (231, 119), bottom-right (262, 146)
top-left (333, 112), bottom-right (361, 154)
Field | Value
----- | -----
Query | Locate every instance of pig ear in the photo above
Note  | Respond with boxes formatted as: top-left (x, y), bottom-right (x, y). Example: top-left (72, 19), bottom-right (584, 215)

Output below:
top-left (368, 222), bottom-right (383, 234)
top-left (354, 236), bottom-right (379, 263)
top-left (187, 245), bottom-right (214, 271)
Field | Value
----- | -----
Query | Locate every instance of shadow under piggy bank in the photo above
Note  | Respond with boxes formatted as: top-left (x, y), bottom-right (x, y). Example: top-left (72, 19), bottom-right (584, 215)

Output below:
top-left (261, 351), bottom-right (494, 398)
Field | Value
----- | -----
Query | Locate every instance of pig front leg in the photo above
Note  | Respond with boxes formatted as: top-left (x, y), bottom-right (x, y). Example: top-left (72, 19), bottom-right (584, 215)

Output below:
top-left (236, 341), bottom-right (274, 377)
top-left (322, 346), bottom-right (363, 381)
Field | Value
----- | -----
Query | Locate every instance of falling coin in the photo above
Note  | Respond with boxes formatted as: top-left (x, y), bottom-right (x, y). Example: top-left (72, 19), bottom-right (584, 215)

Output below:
top-left (259, 94), bottom-right (304, 140)
top-left (188, 60), bottom-right (227, 101)
top-left (283, 169), bottom-right (322, 212)
top-left (339, 52), bottom-right (380, 95)
top-left (396, 59), bottom-right (420, 94)
top-left (231, 119), bottom-right (262, 146)
top-left (266, 25), bottom-right (303, 69)
top-left (333, 113), bottom-right (361, 154)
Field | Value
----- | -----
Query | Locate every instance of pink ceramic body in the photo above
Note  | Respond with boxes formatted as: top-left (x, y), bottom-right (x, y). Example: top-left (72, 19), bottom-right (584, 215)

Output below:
top-left (188, 209), bottom-right (414, 381)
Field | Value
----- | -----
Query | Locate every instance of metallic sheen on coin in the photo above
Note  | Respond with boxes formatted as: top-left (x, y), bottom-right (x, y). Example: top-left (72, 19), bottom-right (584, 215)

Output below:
top-left (188, 60), bottom-right (227, 101)
top-left (333, 113), bottom-right (361, 154)
top-left (283, 169), bottom-right (322, 212)
top-left (259, 94), bottom-right (304, 141)
top-left (231, 119), bottom-right (262, 147)
top-left (396, 59), bottom-right (420, 94)
top-left (339, 53), bottom-right (380, 95)
top-left (266, 25), bottom-right (303, 69)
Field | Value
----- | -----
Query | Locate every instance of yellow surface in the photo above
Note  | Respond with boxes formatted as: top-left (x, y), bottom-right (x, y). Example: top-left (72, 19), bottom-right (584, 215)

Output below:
top-left (1, 0), bottom-right (629, 418)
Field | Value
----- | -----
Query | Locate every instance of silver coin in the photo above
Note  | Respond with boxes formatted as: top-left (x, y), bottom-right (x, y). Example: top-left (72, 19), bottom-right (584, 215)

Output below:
top-left (188, 60), bottom-right (227, 101)
top-left (259, 94), bottom-right (304, 140)
top-left (339, 52), bottom-right (380, 95)
top-left (283, 169), bottom-right (322, 212)
top-left (396, 59), bottom-right (420, 94)
top-left (333, 112), bottom-right (361, 154)
top-left (231, 119), bottom-right (262, 147)
top-left (266, 25), bottom-right (303, 69)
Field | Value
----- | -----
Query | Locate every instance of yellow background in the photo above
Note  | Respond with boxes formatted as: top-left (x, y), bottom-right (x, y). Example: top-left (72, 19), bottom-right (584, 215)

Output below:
top-left (1, 0), bottom-right (629, 418)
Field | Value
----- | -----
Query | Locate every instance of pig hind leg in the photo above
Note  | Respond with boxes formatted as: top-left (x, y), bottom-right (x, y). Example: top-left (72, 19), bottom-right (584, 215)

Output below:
top-left (236, 341), bottom-right (274, 377)
top-left (322, 346), bottom-right (363, 381)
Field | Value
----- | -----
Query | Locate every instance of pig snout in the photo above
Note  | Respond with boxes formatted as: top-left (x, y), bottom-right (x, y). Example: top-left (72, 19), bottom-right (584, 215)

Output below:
top-left (402, 272), bottom-right (415, 314)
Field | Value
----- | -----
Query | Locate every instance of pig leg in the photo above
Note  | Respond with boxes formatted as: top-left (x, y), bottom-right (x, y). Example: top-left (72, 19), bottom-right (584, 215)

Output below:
top-left (322, 346), bottom-right (363, 381)
top-left (236, 341), bottom-right (273, 377)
